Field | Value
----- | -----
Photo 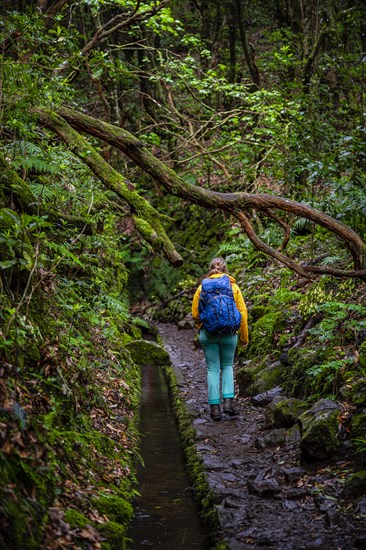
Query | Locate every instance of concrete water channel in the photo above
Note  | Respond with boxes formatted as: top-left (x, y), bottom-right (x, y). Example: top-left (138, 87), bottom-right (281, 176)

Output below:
top-left (128, 361), bottom-right (210, 549)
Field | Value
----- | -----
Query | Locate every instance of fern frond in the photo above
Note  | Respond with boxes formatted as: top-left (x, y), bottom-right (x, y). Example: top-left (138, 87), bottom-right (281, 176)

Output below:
top-left (320, 254), bottom-right (342, 265)
top-left (29, 183), bottom-right (57, 200)
top-left (100, 294), bottom-right (129, 320)
top-left (13, 157), bottom-right (59, 174)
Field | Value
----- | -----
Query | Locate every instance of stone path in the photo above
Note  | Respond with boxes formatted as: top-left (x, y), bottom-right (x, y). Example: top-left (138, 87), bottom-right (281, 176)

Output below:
top-left (158, 323), bottom-right (366, 550)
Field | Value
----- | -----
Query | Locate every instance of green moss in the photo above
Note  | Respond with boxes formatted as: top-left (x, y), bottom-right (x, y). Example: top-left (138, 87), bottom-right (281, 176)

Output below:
top-left (248, 310), bottom-right (286, 358)
top-left (0, 454), bottom-right (49, 549)
top-left (97, 521), bottom-right (127, 550)
top-left (250, 305), bottom-right (270, 321)
top-left (250, 361), bottom-right (283, 395)
top-left (351, 411), bottom-right (366, 439)
top-left (125, 340), bottom-right (171, 366)
top-left (93, 494), bottom-right (133, 524)
top-left (350, 378), bottom-right (366, 407)
top-left (273, 398), bottom-right (309, 427)
top-left (282, 347), bottom-right (334, 398)
top-left (64, 509), bottom-right (89, 529)
top-left (161, 364), bottom-right (222, 547)
top-left (359, 341), bottom-right (366, 368)
top-left (236, 357), bottom-right (267, 397)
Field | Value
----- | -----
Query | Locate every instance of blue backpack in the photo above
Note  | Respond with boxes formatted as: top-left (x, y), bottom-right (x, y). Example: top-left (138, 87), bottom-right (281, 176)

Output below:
top-left (198, 275), bottom-right (242, 335)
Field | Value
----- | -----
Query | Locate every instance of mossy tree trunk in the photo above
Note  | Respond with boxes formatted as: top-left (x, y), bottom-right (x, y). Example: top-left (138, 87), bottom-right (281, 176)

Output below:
top-left (49, 107), bottom-right (366, 279)
top-left (34, 109), bottom-right (183, 266)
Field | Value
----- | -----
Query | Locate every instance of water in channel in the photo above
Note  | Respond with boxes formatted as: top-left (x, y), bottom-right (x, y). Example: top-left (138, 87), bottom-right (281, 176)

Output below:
top-left (129, 363), bottom-right (209, 549)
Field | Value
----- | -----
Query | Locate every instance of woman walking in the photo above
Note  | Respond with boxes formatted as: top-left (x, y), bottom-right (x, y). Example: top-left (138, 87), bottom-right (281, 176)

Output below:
top-left (192, 258), bottom-right (248, 420)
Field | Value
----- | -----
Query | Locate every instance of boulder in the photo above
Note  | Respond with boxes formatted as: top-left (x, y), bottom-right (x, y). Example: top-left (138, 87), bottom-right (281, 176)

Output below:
top-left (251, 386), bottom-right (283, 407)
top-left (255, 428), bottom-right (286, 449)
top-left (298, 398), bottom-right (342, 459)
top-left (247, 477), bottom-right (282, 497)
top-left (272, 398), bottom-right (309, 428)
top-left (125, 339), bottom-right (171, 366)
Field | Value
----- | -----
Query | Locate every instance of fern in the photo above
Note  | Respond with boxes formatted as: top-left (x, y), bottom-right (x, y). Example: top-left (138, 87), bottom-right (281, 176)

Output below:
top-left (45, 241), bottom-right (84, 267)
top-left (29, 182), bottom-right (58, 200)
top-left (320, 254), bottom-right (342, 265)
top-left (13, 156), bottom-right (60, 174)
top-left (99, 294), bottom-right (130, 321)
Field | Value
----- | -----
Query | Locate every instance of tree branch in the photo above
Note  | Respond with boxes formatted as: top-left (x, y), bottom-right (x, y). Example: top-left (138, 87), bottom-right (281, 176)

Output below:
top-left (55, 0), bottom-right (170, 73)
top-left (34, 108), bottom-right (183, 266)
top-left (56, 106), bottom-right (366, 277)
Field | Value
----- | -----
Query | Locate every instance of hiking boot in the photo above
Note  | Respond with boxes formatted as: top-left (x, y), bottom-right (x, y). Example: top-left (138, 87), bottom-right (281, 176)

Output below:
top-left (223, 398), bottom-right (237, 416)
top-left (210, 404), bottom-right (222, 421)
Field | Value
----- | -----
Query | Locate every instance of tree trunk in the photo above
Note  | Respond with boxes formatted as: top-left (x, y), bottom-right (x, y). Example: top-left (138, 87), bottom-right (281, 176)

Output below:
top-left (55, 106), bottom-right (366, 277)
top-left (235, 0), bottom-right (260, 88)
top-left (34, 108), bottom-right (183, 267)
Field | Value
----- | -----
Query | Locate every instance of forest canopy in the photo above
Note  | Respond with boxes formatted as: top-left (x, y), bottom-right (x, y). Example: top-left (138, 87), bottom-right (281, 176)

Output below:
top-left (1, 0), bottom-right (366, 280)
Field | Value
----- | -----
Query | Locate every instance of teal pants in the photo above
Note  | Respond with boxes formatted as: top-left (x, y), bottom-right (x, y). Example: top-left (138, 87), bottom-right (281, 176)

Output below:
top-left (199, 328), bottom-right (238, 405)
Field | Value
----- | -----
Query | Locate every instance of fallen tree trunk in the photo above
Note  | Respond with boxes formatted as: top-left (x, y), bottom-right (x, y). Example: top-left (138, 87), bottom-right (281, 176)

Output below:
top-left (35, 109), bottom-right (183, 267)
top-left (55, 106), bottom-right (366, 278)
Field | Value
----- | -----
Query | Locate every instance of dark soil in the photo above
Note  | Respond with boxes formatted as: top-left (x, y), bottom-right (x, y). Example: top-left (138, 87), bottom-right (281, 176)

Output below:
top-left (158, 323), bottom-right (366, 550)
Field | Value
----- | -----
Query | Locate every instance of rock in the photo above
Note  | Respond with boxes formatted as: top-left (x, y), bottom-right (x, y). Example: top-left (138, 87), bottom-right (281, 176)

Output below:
top-left (251, 386), bottom-right (283, 406)
top-left (202, 455), bottom-right (227, 471)
top-left (298, 398), bottom-right (342, 460)
top-left (272, 397), bottom-right (309, 427)
top-left (250, 361), bottom-right (284, 395)
top-left (177, 316), bottom-right (195, 329)
top-left (342, 471), bottom-right (366, 498)
top-left (255, 428), bottom-right (286, 449)
top-left (247, 477), bottom-right (282, 497)
top-left (285, 424), bottom-right (302, 447)
top-left (216, 507), bottom-right (247, 529)
top-left (265, 394), bottom-right (287, 426)
top-left (125, 339), bottom-right (171, 366)
top-left (234, 434), bottom-right (252, 445)
top-left (282, 467), bottom-right (306, 483)
top-left (325, 509), bottom-right (355, 532)
top-left (357, 497), bottom-right (366, 514)
top-left (282, 499), bottom-right (299, 511)
top-left (286, 487), bottom-right (309, 499)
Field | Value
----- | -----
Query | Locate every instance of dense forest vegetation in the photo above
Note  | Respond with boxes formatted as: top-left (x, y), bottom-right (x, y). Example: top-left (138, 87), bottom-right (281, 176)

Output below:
top-left (1, 0), bottom-right (366, 547)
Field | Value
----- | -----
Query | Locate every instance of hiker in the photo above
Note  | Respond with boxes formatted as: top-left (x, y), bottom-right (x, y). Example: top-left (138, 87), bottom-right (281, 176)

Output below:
top-left (191, 257), bottom-right (248, 421)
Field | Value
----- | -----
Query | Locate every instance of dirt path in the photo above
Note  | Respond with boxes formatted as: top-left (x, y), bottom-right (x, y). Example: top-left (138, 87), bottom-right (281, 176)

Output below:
top-left (158, 323), bottom-right (366, 550)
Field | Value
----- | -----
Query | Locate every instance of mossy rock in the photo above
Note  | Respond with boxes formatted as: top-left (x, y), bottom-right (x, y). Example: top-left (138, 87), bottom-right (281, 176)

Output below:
top-left (272, 398), bottom-right (309, 428)
top-left (343, 471), bottom-right (366, 498)
top-left (125, 340), bottom-right (171, 366)
top-left (298, 398), bottom-right (342, 460)
top-left (64, 509), bottom-right (89, 529)
top-left (250, 361), bottom-right (283, 396)
top-left (236, 358), bottom-right (267, 397)
top-left (97, 521), bottom-right (127, 550)
top-left (92, 494), bottom-right (133, 524)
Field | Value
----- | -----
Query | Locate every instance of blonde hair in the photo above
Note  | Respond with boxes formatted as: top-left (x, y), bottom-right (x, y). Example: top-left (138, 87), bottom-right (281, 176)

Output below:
top-left (208, 257), bottom-right (227, 276)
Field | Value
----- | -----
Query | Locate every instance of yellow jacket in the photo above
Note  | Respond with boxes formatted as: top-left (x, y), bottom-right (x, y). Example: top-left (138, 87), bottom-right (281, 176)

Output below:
top-left (191, 273), bottom-right (249, 344)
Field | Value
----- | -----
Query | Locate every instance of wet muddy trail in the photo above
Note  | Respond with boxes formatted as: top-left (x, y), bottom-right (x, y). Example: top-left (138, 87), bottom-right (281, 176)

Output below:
top-left (158, 323), bottom-right (366, 550)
